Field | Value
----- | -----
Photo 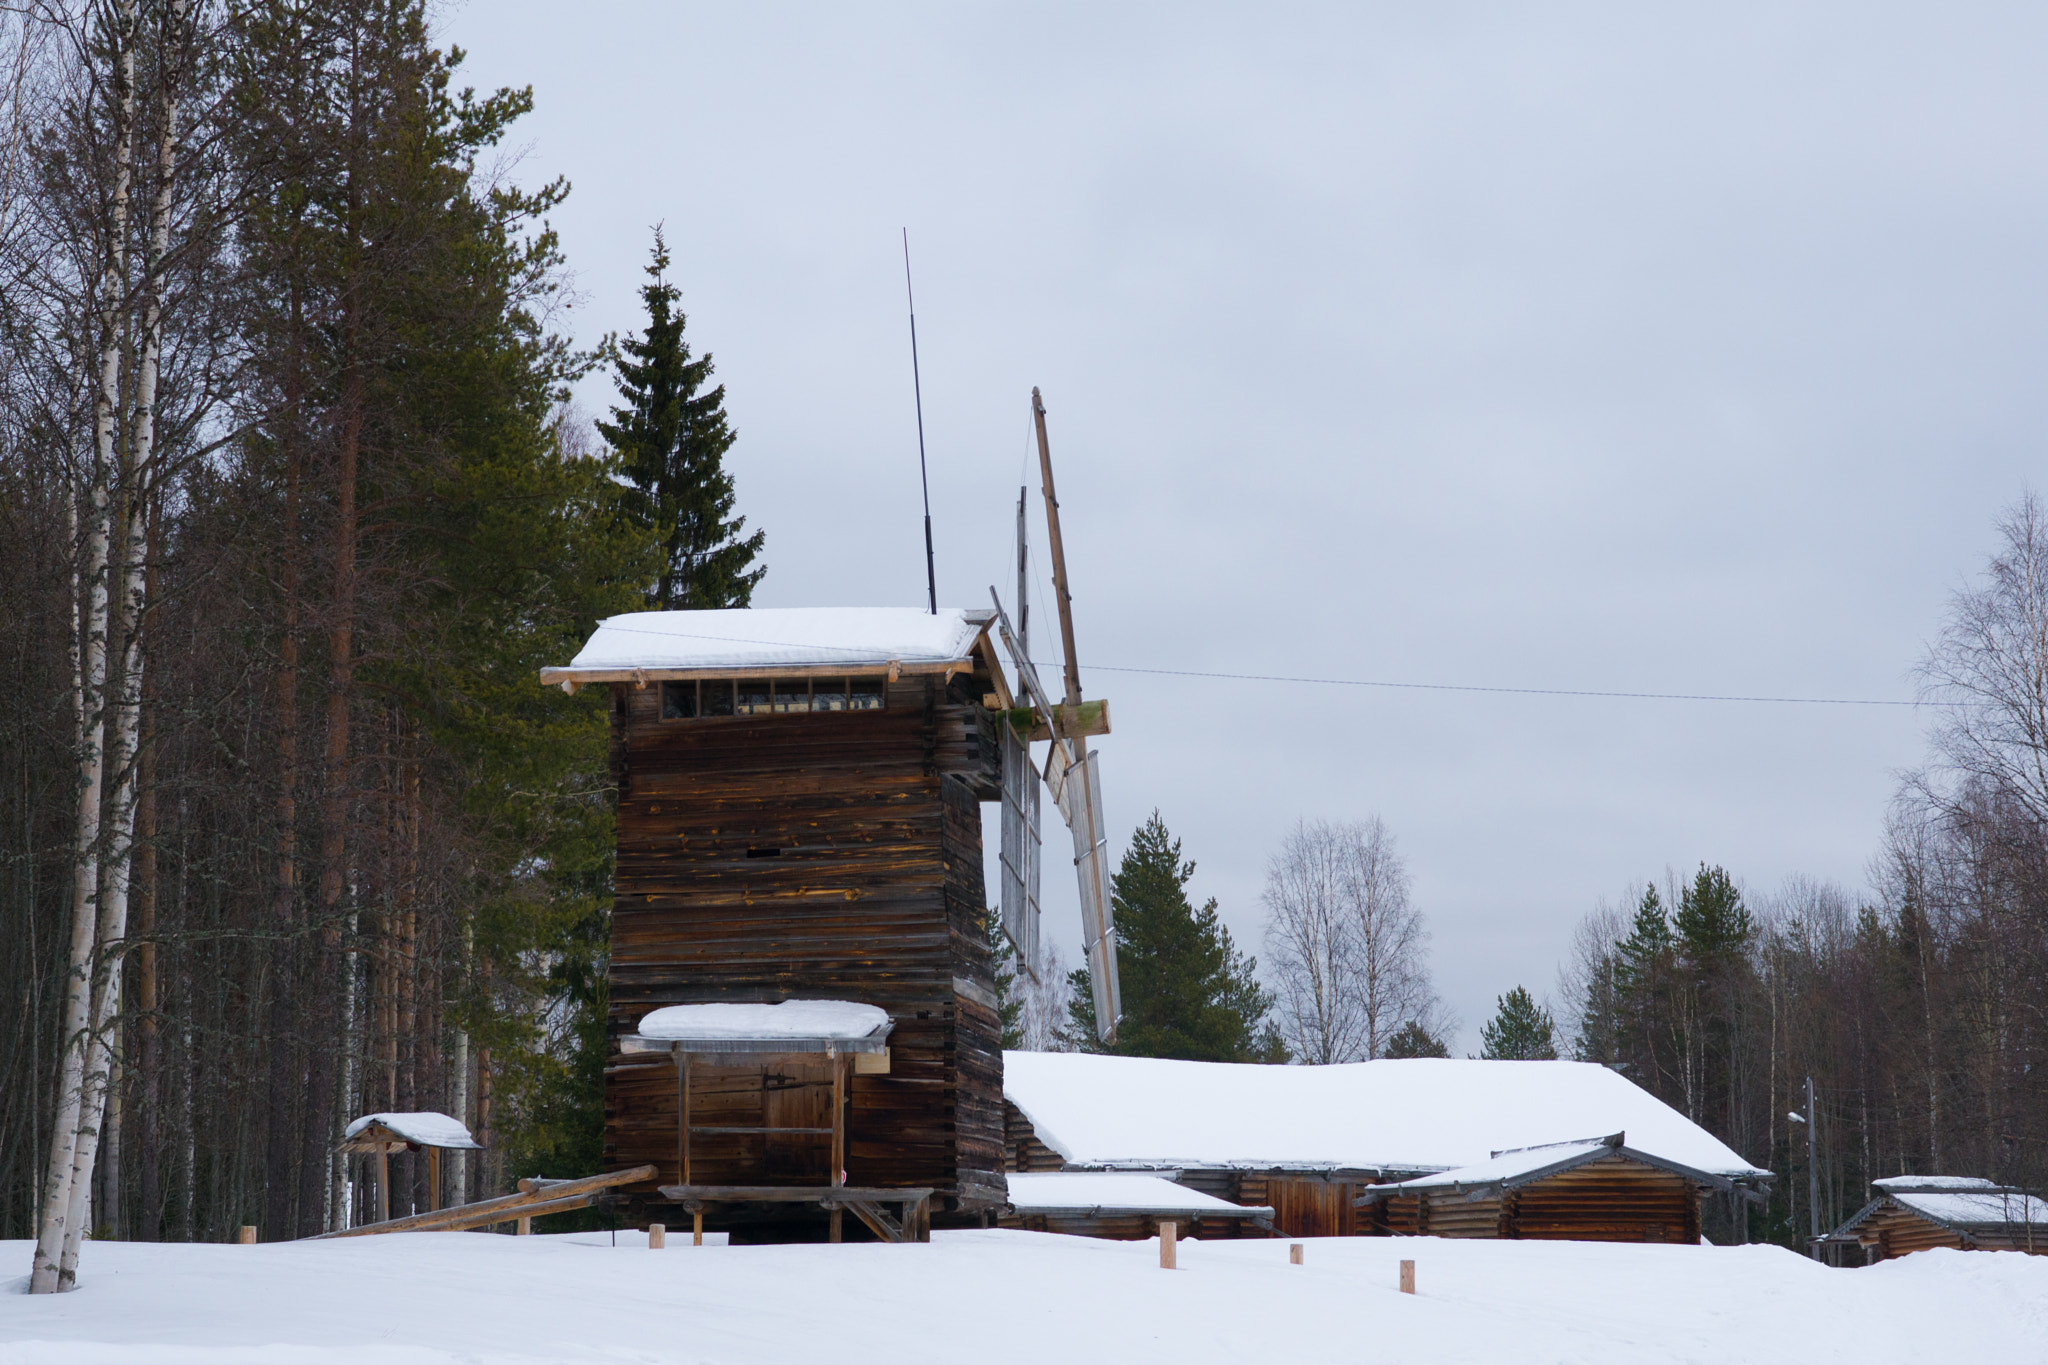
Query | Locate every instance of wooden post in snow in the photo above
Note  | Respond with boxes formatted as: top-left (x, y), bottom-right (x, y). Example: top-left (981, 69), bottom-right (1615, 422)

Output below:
top-left (1400, 1259), bottom-right (1416, 1294)
top-left (1159, 1220), bottom-right (1177, 1269)
top-left (692, 1211), bottom-right (703, 1246)
top-left (648, 1223), bottom-right (665, 1249)
top-left (238, 1225), bottom-right (257, 1244)
top-left (515, 1216), bottom-right (531, 1235)
top-left (1290, 1242), bottom-right (1304, 1265)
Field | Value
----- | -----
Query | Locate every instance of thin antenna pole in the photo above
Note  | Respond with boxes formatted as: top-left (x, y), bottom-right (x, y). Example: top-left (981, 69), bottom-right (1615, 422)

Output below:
top-left (903, 229), bottom-right (937, 615)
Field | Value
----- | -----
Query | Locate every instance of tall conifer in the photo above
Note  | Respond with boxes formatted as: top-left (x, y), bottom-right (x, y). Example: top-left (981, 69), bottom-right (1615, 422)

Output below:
top-left (1063, 812), bottom-right (1285, 1062)
top-left (600, 228), bottom-right (764, 609)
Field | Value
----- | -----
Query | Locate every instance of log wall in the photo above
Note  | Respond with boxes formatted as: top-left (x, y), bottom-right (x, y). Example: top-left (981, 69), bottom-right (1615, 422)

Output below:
top-left (604, 672), bottom-right (1005, 1221)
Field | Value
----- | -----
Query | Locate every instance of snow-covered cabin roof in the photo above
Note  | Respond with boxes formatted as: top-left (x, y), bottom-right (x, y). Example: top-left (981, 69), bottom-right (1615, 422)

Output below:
top-left (1887, 1189), bottom-right (2048, 1229)
top-left (342, 1112), bottom-right (481, 1150)
top-left (1828, 1178), bottom-right (2048, 1241)
top-left (1357, 1131), bottom-right (1743, 1198)
top-left (1871, 1175), bottom-right (1998, 1191)
top-left (1001, 1053), bottom-right (1770, 1180)
top-left (540, 607), bottom-right (994, 687)
top-left (619, 1000), bottom-right (894, 1055)
top-left (1004, 1172), bottom-right (1273, 1219)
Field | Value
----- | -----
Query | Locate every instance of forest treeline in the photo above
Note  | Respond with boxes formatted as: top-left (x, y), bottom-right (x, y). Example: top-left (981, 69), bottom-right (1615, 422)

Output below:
top-left (1556, 499), bottom-right (2048, 1247)
top-left (0, 0), bottom-right (754, 1275)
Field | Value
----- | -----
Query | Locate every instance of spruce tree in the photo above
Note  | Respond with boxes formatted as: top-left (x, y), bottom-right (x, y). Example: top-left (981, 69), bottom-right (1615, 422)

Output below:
top-left (600, 228), bottom-right (765, 609)
top-left (1480, 986), bottom-right (1558, 1060)
top-left (1061, 812), bottom-right (1285, 1062)
top-left (1384, 1020), bottom-right (1451, 1058)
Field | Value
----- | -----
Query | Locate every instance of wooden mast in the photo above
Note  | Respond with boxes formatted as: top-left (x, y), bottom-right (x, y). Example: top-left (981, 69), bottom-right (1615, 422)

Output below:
top-left (1031, 388), bottom-right (1083, 711)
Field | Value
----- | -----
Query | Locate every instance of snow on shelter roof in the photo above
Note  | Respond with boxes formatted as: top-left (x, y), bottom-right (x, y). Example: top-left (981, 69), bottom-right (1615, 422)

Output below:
top-left (620, 1000), bottom-right (894, 1054)
top-left (543, 607), bottom-right (990, 681)
top-left (1872, 1175), bottom-right (1998, 1191)
top-left (1889, 1189), bottom-right (2048, 1228)
top-left (342, 1112), bottom-right (480, 1150)
top-left (1001, 1053), bottom-right (1770, 1179)
top-left (1005, 1172), bottom-right (1273, 1218)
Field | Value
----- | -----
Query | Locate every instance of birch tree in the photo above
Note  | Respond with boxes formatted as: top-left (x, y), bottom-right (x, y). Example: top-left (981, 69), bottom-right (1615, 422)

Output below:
top-left (1261, 817), bottom-right (1439, 1063)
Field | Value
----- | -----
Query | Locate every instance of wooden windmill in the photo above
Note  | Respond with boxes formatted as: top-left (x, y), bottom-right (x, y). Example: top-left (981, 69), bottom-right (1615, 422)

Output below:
top-left (537, 387), bottom-right (1122, 1240)
top-left (990, 388), bottom-right (1121, 1041)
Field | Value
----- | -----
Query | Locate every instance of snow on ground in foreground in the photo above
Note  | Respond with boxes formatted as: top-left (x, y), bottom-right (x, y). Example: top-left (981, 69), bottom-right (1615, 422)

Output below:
top-left (3, 1230), bottom-right (2045, 1365)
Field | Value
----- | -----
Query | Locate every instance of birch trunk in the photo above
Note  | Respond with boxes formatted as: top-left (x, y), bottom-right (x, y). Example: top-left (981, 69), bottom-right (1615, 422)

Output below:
top-left (29, 0), bottom-right (138, 1294)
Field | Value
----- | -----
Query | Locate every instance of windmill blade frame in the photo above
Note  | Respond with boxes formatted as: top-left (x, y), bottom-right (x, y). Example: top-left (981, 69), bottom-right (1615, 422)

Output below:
top-left (988, 591), bottom-right (1121, 1040)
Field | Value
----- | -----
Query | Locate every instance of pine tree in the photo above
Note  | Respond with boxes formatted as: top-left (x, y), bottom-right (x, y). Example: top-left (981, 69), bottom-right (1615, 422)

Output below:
top-left (1675, 864), bottom-right (1753, 966)
top-left (1480, 986), bottom-right (1558, 1060)
top-left (1062, 812), bottom-right (1285, 1062)
top-left (599, 228), bottom-right (764, 610)
top-left (1384, 1020), bottom-right (1450, 1058)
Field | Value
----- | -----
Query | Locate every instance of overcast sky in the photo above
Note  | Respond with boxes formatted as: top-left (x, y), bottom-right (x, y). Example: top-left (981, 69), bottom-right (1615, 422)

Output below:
top-left (446, 3), bottom-right (2045, 1053)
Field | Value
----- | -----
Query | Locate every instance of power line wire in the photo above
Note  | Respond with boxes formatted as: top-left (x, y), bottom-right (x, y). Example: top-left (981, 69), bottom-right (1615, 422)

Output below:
top-left (581, 622), bottom-right (1918, 707)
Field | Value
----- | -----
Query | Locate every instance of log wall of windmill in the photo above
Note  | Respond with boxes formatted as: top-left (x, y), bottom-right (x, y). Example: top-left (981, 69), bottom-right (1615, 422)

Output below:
top-left (604, 673), bottom-right (1006, 1217)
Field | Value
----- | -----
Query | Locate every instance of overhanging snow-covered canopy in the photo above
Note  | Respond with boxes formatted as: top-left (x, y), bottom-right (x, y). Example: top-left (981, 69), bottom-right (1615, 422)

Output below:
top-left (341, 1111), bottom-right (481, 1151)
top-left (1356, 1131), bottom-right (1749, 1201)
top-left (539, 607), bottom-right (995, 689)
top-left (1005, 1172), bottom-right (1273, 1220)
top-left (620, 1000), bottom-right (894, 1055)
top-left (1840, 1182), bottom-right (2048, 1233)
top-left (1002, 1053), bottom-right (1770, 1180)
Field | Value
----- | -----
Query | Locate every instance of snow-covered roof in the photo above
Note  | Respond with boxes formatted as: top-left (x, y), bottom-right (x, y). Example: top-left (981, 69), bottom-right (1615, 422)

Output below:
top-left (1889, 1189), bottom-right (2048, 1229)
top-left (342, 1112), bottom-right (481, 1150)
top-left (1372, 1140), bottom-right (1615, 1191)
top-left (544, 607), bottom-right (990, 680)
top-left (1001, 1053), bottom-right (1770, 1179)
top-left (1359, 1132), bottom-right (1742, 1197)
top-left (1004, 1172), bottom-right (1273, 1218)
top-left (1872, 1175), bottom-right (1998, 1191)
top-left (621, 1000), bottom-right (894, 1054)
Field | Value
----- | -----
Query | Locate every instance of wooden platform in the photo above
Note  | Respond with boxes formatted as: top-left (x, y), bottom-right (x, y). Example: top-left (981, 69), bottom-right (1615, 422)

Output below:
top-left (657, 1184), bottom-right (935, 1243)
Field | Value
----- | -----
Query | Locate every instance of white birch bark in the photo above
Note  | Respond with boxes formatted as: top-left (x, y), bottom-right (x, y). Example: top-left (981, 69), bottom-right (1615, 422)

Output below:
top-left (29, 0), bottom-right (137, 1294)
top-left (56, 0), bottom-right (187, 1285)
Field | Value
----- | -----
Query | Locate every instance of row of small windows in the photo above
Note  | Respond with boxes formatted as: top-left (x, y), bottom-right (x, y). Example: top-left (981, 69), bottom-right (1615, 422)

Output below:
top-left (661, 676), bottom-right (888, 720)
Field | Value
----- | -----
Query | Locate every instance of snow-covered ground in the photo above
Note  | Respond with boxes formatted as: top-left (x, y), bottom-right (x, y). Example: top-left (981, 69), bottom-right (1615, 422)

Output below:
top-left (3, 1230), bottom-right (2044, 1364)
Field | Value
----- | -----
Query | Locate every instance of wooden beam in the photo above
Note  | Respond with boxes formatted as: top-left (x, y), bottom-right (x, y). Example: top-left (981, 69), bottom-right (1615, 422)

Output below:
top-left (1000, 698), bottom-right (1110, 744)
top-left (308, 1164), bottom-right (657, 1240)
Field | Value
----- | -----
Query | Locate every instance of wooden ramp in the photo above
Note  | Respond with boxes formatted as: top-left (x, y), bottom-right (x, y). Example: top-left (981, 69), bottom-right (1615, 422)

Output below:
top-left (304, 1166), bottom-right (657, 1239)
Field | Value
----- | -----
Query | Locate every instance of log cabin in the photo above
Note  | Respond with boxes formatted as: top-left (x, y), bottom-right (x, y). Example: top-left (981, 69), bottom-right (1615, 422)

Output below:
top-left (1001, 1053), bottom-right (1772, 1241)
top-left (542, 606), bottom-right (1017, 1241)
top-left (1822, 1176), bottom-right (2048, 1261)
top-left (1353, 1133), bottom-right (1721, 1242)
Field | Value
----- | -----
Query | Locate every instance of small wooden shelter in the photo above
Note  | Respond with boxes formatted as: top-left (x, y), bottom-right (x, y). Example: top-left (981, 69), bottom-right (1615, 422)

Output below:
top-left (1823, 1176), bottom-right (2048, 1261)
top-left (625, 999), bottom-right (934, 1242)
top-left (1354, 1133), bottom-right (1730, 1242)
top-left (339, 1111), bottom-right (483, 1224)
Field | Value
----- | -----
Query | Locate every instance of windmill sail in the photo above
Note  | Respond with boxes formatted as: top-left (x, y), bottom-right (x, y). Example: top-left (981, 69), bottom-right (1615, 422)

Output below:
top-left (997, 488), bottom-right (1043, 975)
top-left (1043, 740), bottom-right (1118, 1031)
top-left (998, 720), bottom-right (1042, 971)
